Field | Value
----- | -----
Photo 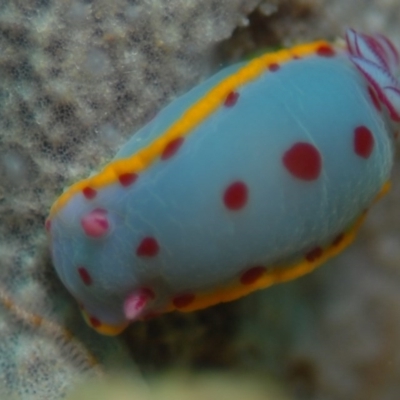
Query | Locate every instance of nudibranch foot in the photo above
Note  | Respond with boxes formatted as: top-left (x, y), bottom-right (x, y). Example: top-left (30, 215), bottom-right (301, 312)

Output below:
top-left (81, 308), bottom-right (129, 336)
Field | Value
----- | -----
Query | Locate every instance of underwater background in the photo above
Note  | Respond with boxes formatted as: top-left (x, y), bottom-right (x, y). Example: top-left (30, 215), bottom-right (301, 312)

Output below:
top-left (1, 0), bottom-right (400, 399)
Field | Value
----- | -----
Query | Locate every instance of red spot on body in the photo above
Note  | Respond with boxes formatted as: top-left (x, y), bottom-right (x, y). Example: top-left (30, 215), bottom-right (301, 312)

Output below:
top-left (78, 267), bottom-right (92, 285)
top-left (118, 172), bottom-right (138, 187)
top-left (332, 233), bottom-right (344, 246)
top-left (368, 86), bottom-right (381, 111)
top-left (316, 44), bottom-right (335, 57)
top-left (81, 208), bottom-right (109, 238)
top-left (240, 266), bottom-right (266, 285)
top-left (224, 91), bottom-right (239, 107)
top-left (82, 186), bottom-right (97, 199)
top-left (89, 316), bottom-right (101, 328)
top-left (268, 63), bottom-right (280, 72)
top-left (136, 237), bottom-right (159, 257)
top-left (223, 181), bottom-right (248, 210)
top-left (354, 126), bottom-right (374, 158)
top-left (283, 142), bottom-right (322, 181)
top-left (173, 293), bottom-right (195, 309)
top-left (161, 137), bottom-right (184, 160)
top-left (45, 219), bottom-right (51, 232)
top-left (305, 247), bottom-right (323, 262)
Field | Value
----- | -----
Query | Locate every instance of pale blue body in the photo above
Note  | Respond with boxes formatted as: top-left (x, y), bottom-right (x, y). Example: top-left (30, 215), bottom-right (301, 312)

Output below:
top-left (50, 52), bottom-right (394, 326)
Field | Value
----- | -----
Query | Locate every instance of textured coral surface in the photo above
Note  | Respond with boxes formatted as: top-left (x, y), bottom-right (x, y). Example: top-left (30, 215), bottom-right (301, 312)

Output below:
top-left (1, 0), bottom-right (400, 399)
top-left (0, 0), bottom-right (264, 398)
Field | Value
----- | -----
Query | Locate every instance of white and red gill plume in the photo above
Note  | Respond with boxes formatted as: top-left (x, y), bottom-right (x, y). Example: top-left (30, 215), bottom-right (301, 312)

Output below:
top-left (346, 28), bottom-right (400, 122)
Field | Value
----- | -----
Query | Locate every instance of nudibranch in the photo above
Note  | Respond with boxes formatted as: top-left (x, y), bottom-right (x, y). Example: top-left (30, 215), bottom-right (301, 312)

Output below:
top-left (47, 29), bottom-right (400, 335)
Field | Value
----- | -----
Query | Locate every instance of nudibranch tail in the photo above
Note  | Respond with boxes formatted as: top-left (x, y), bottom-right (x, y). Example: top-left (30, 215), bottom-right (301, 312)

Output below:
top-left (346, 29), bottom-right (400, 122)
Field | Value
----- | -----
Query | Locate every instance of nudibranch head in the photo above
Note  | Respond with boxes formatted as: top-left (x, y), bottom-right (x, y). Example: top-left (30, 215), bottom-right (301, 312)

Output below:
top-left (47, 29), bottom-right (398, 335)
